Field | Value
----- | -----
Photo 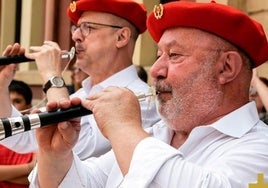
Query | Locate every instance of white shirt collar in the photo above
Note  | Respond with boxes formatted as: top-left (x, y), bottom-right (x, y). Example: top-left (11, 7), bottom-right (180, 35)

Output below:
top-left (81, 65), bottom-right (139, 95)
top-left (210, 101), bottom-right (259, 138)
top-left (176, 101), bottom-right (260, 156)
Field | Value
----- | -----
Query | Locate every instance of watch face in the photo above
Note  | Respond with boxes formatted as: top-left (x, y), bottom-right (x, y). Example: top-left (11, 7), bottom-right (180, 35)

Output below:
top-left (52, 77), bottom-right (64, 87)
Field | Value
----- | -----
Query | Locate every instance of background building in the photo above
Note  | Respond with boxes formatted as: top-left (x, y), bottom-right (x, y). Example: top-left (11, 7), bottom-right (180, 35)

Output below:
top-left (0, 0), bottom-right (267, 104)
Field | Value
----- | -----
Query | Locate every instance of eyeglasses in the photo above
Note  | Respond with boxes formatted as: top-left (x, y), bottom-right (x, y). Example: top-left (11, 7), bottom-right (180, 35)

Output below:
top-left (71, 22), bottom-right (123, 37)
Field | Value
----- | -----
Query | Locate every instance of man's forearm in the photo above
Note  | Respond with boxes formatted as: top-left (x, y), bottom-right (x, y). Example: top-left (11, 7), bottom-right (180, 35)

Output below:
top-left (108, 124), bottom-right (149, 175)
top-left (37, 150), bottom-right (73, 187)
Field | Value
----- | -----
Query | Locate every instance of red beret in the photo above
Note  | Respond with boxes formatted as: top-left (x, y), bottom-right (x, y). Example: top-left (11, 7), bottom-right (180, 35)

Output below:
top-left (67, 0), bottom-right (147, 34)
top-left (147, 1), bottom-right (268, 67)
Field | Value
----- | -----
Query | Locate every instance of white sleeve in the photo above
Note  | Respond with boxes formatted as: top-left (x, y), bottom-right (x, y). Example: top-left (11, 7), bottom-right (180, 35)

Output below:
top-left (29, 154), bottom-right (92, 188)
top-left (0, 105), bottom-right (38, 153)
top-left (0, 130), bottom-right (37, 153)
top-left (10, 105), bottom-right (22, 117)
top-left (121, 137), bottom-right (183, 187)
top-left (121, 137), bottom-right (243, 188)
top-left (30, 151), bottom-right (116, 188)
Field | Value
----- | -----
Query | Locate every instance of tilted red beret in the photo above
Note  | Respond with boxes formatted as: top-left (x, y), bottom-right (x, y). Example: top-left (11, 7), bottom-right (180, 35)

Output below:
top-left (67, 0), bottom-right (147, 34)
top-left (147, 1), bottom-right (268, 67)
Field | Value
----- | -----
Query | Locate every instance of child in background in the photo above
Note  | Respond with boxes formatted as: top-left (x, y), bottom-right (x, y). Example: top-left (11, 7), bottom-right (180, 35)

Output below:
top-left (0, 79), bottom-right (35, 188)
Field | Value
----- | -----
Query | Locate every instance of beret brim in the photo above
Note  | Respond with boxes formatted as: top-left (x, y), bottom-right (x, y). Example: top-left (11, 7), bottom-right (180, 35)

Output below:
top-left (67, 0), bottom-right (147, 34)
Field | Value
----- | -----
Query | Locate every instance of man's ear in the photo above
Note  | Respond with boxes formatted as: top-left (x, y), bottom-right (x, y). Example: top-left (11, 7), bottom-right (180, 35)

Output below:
top-left (217, 51), bottom-right (243, 84)
top-left (115, 27), bottom-right (131, 48)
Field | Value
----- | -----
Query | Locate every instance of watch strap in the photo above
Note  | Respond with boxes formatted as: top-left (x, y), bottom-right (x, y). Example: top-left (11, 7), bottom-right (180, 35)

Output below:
top-left (43, 76), bottom-right (66, 93)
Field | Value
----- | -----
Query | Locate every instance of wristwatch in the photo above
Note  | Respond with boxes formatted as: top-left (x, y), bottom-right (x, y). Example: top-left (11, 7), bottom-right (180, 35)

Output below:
top-left (43, 76), bottom-right (66, 93)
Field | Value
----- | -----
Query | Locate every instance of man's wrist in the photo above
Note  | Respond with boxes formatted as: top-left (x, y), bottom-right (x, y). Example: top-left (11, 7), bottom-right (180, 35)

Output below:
top-left (43, 76), bottom-right (66, 93)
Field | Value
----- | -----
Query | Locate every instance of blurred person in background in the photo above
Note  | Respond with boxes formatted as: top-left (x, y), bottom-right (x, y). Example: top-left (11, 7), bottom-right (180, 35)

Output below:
top-left (135, 65), bottom-right (148, 83)
top-left (68, 64), bottom-right (88, 94)
top-left (250, 68), bottom-right (268, 124)
top-left (9, 79), bottom-right (33, 115)
top-left (0, 73), bottom-right (35, 187)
